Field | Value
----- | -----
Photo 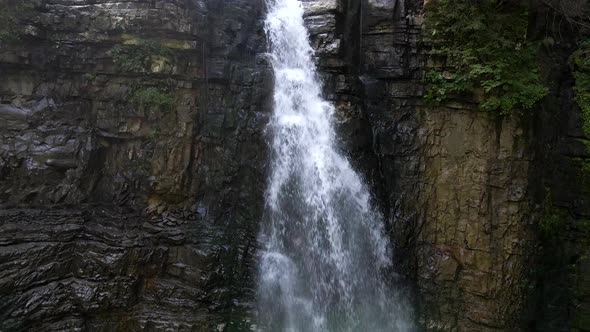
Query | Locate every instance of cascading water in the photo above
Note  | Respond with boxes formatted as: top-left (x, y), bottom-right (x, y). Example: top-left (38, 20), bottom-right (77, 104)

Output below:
top-left (257, 0), bottom-right (412, 331)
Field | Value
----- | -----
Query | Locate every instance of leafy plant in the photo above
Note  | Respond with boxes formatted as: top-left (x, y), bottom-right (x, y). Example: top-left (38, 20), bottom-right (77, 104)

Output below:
top-left (423, 0), bottom-right (548, 114)
top-left (572, 40), bottom-right (590, 136)
top-left (132, 87), bottom-right (174, 111)
top-left (110, 40), bottom-right (173, 73)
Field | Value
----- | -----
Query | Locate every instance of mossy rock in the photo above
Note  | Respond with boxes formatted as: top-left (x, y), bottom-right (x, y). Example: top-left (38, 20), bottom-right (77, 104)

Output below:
top-left (110, 39), bottom-right (174, 73)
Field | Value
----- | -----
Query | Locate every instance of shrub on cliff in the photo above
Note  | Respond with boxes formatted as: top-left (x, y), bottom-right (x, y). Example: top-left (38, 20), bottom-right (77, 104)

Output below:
top-left (423, 0), bottom-right (548, 114)
top-left (132, 87), bottom-right (174, 113)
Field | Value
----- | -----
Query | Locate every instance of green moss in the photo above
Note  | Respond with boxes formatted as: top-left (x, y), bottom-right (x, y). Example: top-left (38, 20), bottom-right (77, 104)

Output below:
top-left (132, 87), bottom-right (174, 111)
top-left (110, 39), bottom-right (173, 73)
top-left (423, 0), bottom-right (548, 114)
top-left (572, 40), bottom-right (590, 136)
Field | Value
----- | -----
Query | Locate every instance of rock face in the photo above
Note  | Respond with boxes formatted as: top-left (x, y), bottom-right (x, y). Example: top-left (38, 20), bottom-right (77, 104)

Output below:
top-left (1, 0), bottom-right (589, 331)
top-left (0, 0), bottom-right (270, 330)
top-left (304, 0), bottom-right (589, 331)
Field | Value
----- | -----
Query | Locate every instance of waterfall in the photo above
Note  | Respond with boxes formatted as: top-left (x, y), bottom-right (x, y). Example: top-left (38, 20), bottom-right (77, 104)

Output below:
top-left (257, 0), bottom-right (412, 330)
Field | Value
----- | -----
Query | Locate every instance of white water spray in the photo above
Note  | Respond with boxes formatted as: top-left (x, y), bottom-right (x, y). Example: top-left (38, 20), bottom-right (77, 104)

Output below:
top-left (257, 0), bottom-right (413, 330)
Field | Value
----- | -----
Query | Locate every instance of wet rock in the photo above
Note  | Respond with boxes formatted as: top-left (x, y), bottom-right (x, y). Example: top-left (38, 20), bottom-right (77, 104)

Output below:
top-left (45, 158), bottom-right (78, 170)
top-left (302, 0), bottom-right (341, 15)
top-left (0, 0), bottom-right (269, 329)
top-left (303, 0), bottom-right (580, 331)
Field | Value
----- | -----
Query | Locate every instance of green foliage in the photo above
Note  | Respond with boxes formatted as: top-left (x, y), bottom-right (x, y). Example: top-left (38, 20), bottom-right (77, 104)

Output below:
top-left (112, 40), bottom-right (177, 115)
top-left (572, 40), bottom-right (590, 136)
top-left (110, 40), bottom-right (173, 73)
top-left (423, 0), bottom-right (548, 114)
top-left (0, 0), bottom-right (34, 43)
top-left (132, 87), bottom-right (174, 111)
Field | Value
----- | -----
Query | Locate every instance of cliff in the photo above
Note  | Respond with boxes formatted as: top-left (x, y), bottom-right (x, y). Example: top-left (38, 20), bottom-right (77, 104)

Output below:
top-left (1, 0), bottom-right (270, 330)
top-left (301, 0), bottom-right (590, 330)
top-left (0, 0), bottom-right (589, 331)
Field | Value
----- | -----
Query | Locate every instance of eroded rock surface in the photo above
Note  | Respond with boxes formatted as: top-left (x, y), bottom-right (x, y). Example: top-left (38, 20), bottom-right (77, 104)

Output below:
top-left (0, 0), bottom-right (270, 330)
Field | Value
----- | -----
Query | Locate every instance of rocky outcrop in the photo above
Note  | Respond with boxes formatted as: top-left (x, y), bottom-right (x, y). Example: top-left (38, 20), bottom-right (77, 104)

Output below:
top-left (0, 0), bottom-right (270, 330)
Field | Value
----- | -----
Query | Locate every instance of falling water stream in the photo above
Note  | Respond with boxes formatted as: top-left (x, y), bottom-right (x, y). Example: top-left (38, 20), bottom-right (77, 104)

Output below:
top-left (257, 0), bottom-right (412, 331)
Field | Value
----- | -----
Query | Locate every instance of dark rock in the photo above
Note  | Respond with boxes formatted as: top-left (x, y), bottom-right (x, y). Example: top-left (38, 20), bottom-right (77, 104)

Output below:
top-left (0, 0), bottom-right (268, 330)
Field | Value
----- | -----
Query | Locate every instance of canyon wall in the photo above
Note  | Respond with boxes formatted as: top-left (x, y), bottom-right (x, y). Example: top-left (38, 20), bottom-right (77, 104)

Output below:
top-left (305, 0), bottom-right (589, 331)
top-left (0, 0), bottom-right (270, 330)
top-left (0, 0), bottom-right (588, 331)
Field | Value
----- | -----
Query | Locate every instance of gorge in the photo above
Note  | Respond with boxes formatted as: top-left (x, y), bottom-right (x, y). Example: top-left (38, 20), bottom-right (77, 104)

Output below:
top-left (0, 0), bottom-right (589, 331)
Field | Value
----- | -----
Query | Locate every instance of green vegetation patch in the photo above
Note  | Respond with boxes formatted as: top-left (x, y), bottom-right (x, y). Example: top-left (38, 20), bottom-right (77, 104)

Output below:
top-left (423, 0), bottom-right (547, 114)
top-left (132, 87), bottom-right (174, 111)
top-left (110, 39), bottom-right (174, 73)
top-left (572, 40), bottom-right (590, 136)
